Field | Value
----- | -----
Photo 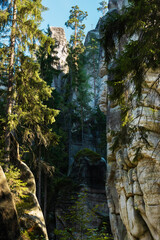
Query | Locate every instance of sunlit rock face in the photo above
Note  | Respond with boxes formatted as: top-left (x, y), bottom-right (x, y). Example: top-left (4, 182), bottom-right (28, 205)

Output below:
top-left (98, 1), bottom-right (160, 240)
top-left (49, 27), bottom-right (68, 91)
top-left (0, 166), bottom-right (20, 240)
top-left (0, 136), bottom-right (49, 240)
top-left (15, 160), bottom-right (49, 240)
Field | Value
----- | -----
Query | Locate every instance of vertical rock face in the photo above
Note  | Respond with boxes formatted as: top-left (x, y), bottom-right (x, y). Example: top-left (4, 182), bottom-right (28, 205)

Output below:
top-left (0, 135), bottom-right (49, 240)
top-left (55, 151), bottom-right (112, 239)
top-left (50, 27), bottom-right (68, 91)
top-left (98, 1), bottom-right (160, 240)
top-left (16, 160), bottom-right (49, 240)
top-left (0, 166), bottom-right (20, 240)
top-left (50, 26), bottom-right (107, 168)
top-left (84, 29), bottom-right (101, 108)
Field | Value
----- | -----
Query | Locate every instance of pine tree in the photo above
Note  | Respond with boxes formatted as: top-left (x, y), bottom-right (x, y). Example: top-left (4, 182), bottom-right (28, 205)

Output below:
top-left (65, 5), bottom-right (88, 88)
top-left (76, 54), bottom-right (92, 144)
top-left (37, 26), bottom-right (60, 86)
top-left (0, 0), bottom-right (59, 167)
top-left (97, 1), bottom-right (108, 16)
top-left (65, 5), bottom-right (88, 48)
top-left (35, 27), bottom-right (63, 208)
top-left (64, 5), bottom-right (89, 157)
top-left (55, 190), bottom-right (113, 240)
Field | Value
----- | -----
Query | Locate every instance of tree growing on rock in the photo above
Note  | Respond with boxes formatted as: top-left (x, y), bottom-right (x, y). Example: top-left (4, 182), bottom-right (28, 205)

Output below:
top-left (97, 1), bottom-right (108, 16)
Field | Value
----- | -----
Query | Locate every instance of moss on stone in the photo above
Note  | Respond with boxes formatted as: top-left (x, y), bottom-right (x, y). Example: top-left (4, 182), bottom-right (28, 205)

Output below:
top-left (75, 148), bottom-right (101, 163)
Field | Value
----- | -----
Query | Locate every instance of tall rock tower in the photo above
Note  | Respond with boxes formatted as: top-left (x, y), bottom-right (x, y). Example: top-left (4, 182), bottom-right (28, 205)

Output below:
top-left (50, 27), bottom-right (68, 91)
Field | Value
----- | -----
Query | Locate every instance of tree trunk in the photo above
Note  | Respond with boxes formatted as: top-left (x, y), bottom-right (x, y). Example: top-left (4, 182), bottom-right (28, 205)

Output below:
top-left (68, 112), bottom-right (72, 170)
top-left (74, 13), bottom-right (77, 48)
top-left (44, 174), bottom-right (47, 220)
top-left (68, 70), bottom-right (73, 173)
top-left (81, 105), bottom-right (84, 146)
top-left (4, 0), bottom-right (17, 165)
top-left (93, 58), bottom-right (96, 107)
top-left (38, 145), bottom-right (42, 205)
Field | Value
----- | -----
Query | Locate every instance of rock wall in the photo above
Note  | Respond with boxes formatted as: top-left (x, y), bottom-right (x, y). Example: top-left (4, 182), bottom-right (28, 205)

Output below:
top-left (16, 159), bottom-right (49, 240)
top-left (0, 166), bottom-right (20, 240)
top-left (0, 136), bottom-right (48, 240)
top-left (98, 0), bottom-right (160, 240)
top-left (55, 151), bottom-right (112, 239)
top-left (50, 27), bottom-right (68, 92)
top-left (84, 28), bottom-right (101, 108)
top-left (50, 26), bottom-right (106, 169)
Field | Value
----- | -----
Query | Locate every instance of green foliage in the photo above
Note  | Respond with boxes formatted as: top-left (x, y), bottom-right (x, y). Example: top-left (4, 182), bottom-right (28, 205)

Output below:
top-left (5, 165), bottom-right (28, 201)
top-left (0, 0), bottom-right (59, 165)
top-left (86, 36), bottom-right (100, 106)
top-left (53, 176), bottom-right (76, 194)
top-left (55, 190), bottom-right (113, 239)
top-left (65, 6), bottom-right (93, 147)
top-left (75, 148), bottom-right (101, 163)
top-left (97, 1), bottom-right (108, 16)
top-left (21, 230), bottom-right (31, 240)
top-left (65, 5), bottom-right (88, 47)
top-left (36, 26), bottom-right (60, 86)
top-left (15, 53), bottom-right (59, 147)
top-left (73, 53), bottom-right (92, 124)
top-left (16, 196), bottom-right (35, 216)
top-left (90, 107), bottom-right (107, 154)
top-left (100, 0), bottom-right (160, 152)
top-left (86, 36), bottom-right (99, 61)
top-left (101, 0), bottom-right (160, 101)
top-left (21, 229), bottom-right (46, 240)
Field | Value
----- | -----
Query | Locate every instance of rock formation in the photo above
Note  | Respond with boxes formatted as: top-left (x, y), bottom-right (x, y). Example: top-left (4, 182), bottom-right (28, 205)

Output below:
top-left (98, 0), bottom-right (160, 239)
top-left (50, 27), bottom-right (68, 92)
top-left (0, 135), bottom-right (48, 240)
top-left (15, 159), bottom-right (49, 240)
top-left (0, 166), bottom-right (20, 240)
top-left (49, 9), bottom-right (160, 239)
top-left (55, 149), bottom-right (112, 239)
top-left (84, 28), bottom-right (101, 108)
top-left (50, 26), bottom-right (106, 169)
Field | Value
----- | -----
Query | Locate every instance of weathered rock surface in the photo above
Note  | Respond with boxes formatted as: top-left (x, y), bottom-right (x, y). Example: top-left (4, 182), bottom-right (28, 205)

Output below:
top-left (0, 135), bottom-right (48, 240)
top-left (0, 166), bottom-right (20, 240)
top-left (16, 159), bottom-right (49, 240)
top-left (55, 150), bottom-right (112, 239)
top-left (50, 27), bottom-right (107, 171)
top-left (84, 29), bottom-right (101, 108)
top-left (98, 0), bottom-right (160, 239)
top-left (50, 26), bottom-right (68, 91)
top-left (9, 134), bottom-right (49, 239)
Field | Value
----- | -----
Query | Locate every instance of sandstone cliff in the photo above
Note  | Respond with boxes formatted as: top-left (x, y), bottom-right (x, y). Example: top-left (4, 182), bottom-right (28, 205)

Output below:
top-left (0, 166), bottom-right (20, 240)
top-left (50, 27), bottom-right (68, 92)
top-left (0, 136), bottom-right (48, 240)
top-left (98, 0), bottom-right (160, 239)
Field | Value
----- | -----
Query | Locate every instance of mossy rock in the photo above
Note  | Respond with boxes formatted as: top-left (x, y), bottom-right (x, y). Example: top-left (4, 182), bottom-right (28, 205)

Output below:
top-left (74, 148), bottom-right (101, 163)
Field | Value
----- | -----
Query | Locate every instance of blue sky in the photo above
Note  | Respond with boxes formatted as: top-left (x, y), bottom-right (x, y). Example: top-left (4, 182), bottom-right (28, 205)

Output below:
top-left (41, 0), bottom-right (106, 41)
